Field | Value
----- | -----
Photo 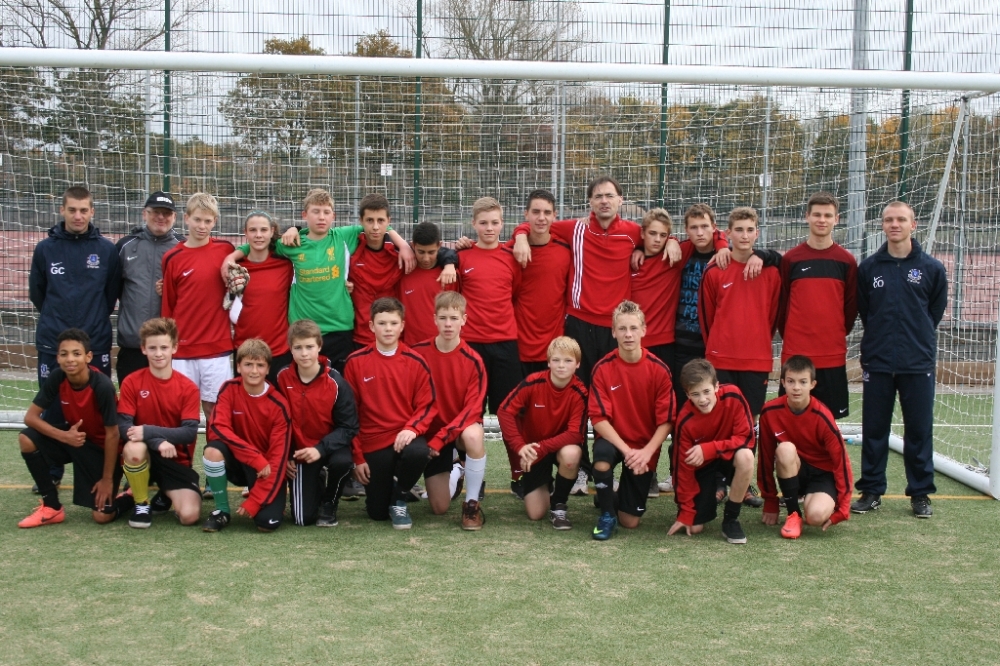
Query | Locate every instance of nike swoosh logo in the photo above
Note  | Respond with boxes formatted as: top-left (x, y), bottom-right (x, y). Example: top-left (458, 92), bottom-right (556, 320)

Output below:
top-left (404, 290), bottom-right (414, 295)
top-left (364, 376), bottom-right (374, 382)
top-left (722, 282), bottom-right (733, 289)
top-left (534, 403), bottom-right (545, 408)
top-left (52, 262), bottom-right (63, 266)
top-left (126, 256), bottom-right (137, 261)
top-left (611, 385), bottom-right (621, 391)
top-left (838, 408), bottom-right (848, 414)
top-left (182, 269), bottom-right (194, 276)
top-left (268, 519), bottom-right (279, 525)
top-left (774, 431), bottom-right (785, 437)
top-left (463, 268), bottom-right (474, 274)
top-left (801, 266), bottom-right (811, 271)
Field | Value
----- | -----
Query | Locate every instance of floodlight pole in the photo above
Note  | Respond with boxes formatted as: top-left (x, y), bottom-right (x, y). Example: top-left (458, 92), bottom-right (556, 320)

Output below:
top-left (656, 0), bottom-right (671, 208)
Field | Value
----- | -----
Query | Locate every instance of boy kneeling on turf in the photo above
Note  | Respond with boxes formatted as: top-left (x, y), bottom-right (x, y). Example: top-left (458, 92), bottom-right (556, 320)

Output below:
top-left (589, 300), bottom-right (676, 540)
top-left (411, 292), bottom-right (489, 530)
top-left (202, 339), bottom-right (291, 533)
top-left (758, 355), bottom-right (853, 539)
top-left (119, 317), bottom-right (202, 528)
top-left (18, 329), bottom-right (127, 527)
top-left (344, 298), bottom-right (437, 530)
top-left (669, 359), bottom-right (755, 544)
top-left (498, 336), bottom-right (588, 529)
top-left (277, 319), bottom-right (359, 527)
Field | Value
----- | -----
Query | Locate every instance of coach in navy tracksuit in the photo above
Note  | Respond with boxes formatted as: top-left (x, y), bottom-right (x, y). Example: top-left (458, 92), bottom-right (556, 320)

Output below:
top-left (29, 186), bottom-right (120, 381)
top-left (852, 201), bottom-right (947, 519)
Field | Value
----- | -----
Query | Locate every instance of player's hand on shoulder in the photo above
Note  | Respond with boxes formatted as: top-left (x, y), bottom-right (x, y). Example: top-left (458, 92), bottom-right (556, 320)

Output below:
top-left (438, 264), bottom-right (457, 285)
top-left (453, 236), bottom-right (474, 251)
top-left (512, 234), bottom-right (531, 267)
top-left (714, 247), bottom-right (731, 270)
top-left (744, 254), bottom-right (763, 280)
top-left (397, 243), bottom-right (416, 274)
top-left (630, 248), bottom-right (645, 271)
top-left (664, 238), bottom-right (682, 266)
top-left (281, 227), bottom-right (301, 246)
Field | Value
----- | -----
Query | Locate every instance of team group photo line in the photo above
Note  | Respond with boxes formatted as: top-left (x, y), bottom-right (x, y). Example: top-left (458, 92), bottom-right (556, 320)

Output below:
top-left (18, 174), bottom-right (947, 542)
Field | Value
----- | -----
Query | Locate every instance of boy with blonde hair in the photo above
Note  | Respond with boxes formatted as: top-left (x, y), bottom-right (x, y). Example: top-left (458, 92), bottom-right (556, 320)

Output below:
top-left (498, 336), bottom-right (588, 529)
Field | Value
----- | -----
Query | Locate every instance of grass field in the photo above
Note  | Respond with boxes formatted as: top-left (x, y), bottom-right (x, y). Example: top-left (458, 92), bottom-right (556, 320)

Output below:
top-left (1, 431), bottom-right (999, 665)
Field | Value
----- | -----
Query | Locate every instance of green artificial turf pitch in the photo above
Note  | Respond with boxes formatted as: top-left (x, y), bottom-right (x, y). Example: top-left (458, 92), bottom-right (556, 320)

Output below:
top-left (1, 431), bottom-right (999, 665)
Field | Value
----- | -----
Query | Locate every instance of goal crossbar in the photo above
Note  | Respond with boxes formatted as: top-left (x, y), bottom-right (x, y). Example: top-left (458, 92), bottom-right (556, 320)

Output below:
top-left (3, 47), bottom-right (1000, 92)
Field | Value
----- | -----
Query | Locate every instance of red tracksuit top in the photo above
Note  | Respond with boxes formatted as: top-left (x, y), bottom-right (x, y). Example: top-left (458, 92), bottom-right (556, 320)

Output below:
top-left (343, 343), bottom-right (438, 465)
top-left (672, 384), bottom-right (755, 525)
top-left (588, 349), bottom-right (675, 468)
top-left (511, 238), bottom-right (571, 362)
top-left (234, 253), bottom-right (293, 355)
top-left (778, 242), bottom-right (858, 368)
top-left (498, 370), bottom-right (588, 458)
top-left (118, 367), bottom-right (201, 466)
top-left (276, 357), bottom-right (359, 456)
top-left (410, 339), bottom-right (487, 452)
top-left (631, 237), bottom-right (728, 347)
top-left (515, 214), bottom-right (641, 327)
top-left (349, 239), bottom-right (403, 346)
top-left (161, 239), bottom-right (235, 359)
top-left (757, 395), bottom-right (853, 525)
top-left (399, 266), bottom-right (458, 346)
top-left (457, 245), bottom-right (520, 344)
top-left (209, 379), bottom-right (292, 517)
top-left (699, 259), bottom-right (780, 373)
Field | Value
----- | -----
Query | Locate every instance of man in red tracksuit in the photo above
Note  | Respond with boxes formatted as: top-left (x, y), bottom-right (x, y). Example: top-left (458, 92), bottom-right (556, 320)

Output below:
top-left (758, 355), bottom-right (853, 539)
top-left (277, 319), bottom-right (359, 528)
top-left (344, 297), bottom-right (438, 530)
top-left (669, 358), bottom-right (756, 544)
top-left (202, 339), bottom-right (292, 533)
top-left (778, 191), bottom-right (858, 420)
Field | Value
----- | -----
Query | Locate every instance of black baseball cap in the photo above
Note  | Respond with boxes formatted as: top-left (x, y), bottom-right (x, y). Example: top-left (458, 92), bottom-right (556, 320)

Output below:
top-left (144, 191), bottom-right (177, 212)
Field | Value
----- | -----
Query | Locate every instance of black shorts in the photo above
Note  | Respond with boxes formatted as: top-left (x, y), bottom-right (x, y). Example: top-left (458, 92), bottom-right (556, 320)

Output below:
top-left (520, 452), bottom-right (560, 494)
top-left (716, 369), bottom-right (769, 418)
top-left (423, 443), bottom-right (456, 479)
top-left (204, 440), bottom-right (286, 530)
top-left (148, 451), bottom-right (201, 494)
top-left (692, 458), bottom-right (738, 525)
top-left (779, 365), bottom-right (849, 420)
top-left (23, 427), bottom-right (123, 510)
top-left (795, 459), bottom-right (838, 502)
top-left (468, 340), bottom-right (523, 415)
top-left (592, 438), bottom-right (654, 518)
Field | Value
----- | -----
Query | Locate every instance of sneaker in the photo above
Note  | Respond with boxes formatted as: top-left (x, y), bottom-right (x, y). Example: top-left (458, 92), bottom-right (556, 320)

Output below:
top-left (742, 485), bottom-right (764, 508)
top-left (18, 501), bottom-right (65, 528)
top-left (461, 499), bottom-right (485, 531)
top-left (241, 486), bottom-right (250, 498)
top-left (202, 509), bottom-right (230, 532)
top-left (449, 462), bottom-right (465, 500)
top-left (657, 476), bottom-right (674, 493)
top-left (390, 500), bottom-right (412, 530)
top-left (341, 478), bottom-right (365, 502)
top-left (780, 511), bottom-right (802, 539)
top-left (850, 492), bottom-right (882, 514)
top-left (316, 500), bottom-right (339, 527)
top-left (403, 484), bottom-right (423, 503)
top-left (31, 478), bottom-right (61, 495)
top-left (570, 469), bottom-right (589, 496)
top-left (592, 511), bottom-right (617, 541)
top-left (129, 503), bottom-right (152, 529)
top-left (510, 478), bottom-right (525, 500)
top-left (550, 503), bottom-right (572, 530)
top-left (149, 491), bottom-right (173, 515)
top-left (648, 473), bottom-right (660, 498)
top-left (911, 495), bottom-right (933, 518)
top-left (721, 519), bottom-right (747, 544)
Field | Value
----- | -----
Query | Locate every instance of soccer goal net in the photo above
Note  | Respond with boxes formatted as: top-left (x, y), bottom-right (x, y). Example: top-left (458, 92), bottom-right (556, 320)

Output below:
top-left (0, 47), bottom-right (997, 495)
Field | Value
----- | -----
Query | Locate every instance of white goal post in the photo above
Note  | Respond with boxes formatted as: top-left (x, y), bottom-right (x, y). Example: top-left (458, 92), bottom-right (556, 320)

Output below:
top-left (0, 46), bottom-right (997, 498)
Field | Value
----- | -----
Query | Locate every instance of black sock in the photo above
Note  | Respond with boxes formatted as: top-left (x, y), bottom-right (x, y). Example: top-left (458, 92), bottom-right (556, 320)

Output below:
top-left (593, 467), bottom-right (616, 515)
top-left (551, 473), bottom-right (574, 508)
top-left (777, 476), bottom-right (801, 516)
top-left (723, 499), bottom-right (742, 523)
top-left (23, 451), bottom-right (61, 510)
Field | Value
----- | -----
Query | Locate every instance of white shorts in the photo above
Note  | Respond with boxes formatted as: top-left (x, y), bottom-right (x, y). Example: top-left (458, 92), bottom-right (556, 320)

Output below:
top-left (172, 355), bottom-right (232, 403)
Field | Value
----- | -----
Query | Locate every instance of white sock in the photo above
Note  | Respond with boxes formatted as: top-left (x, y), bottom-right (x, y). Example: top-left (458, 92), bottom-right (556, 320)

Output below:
top-left (464, 455), bottom-right (486, 503)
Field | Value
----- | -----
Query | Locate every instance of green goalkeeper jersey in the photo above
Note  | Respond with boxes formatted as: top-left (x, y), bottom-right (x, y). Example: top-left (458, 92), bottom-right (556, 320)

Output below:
top-left (241, 225), bottom-right (363, 334)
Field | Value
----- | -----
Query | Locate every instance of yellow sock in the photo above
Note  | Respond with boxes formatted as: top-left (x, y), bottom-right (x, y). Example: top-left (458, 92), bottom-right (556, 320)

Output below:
top-left (123, 459), bottom-right (150, 504)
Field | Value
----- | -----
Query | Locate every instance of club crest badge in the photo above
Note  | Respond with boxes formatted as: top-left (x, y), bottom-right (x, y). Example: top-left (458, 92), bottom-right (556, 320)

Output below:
top-left (907, 268), bottom-right (922, 284)
top-left (86, 254), bottom-right (100, 269)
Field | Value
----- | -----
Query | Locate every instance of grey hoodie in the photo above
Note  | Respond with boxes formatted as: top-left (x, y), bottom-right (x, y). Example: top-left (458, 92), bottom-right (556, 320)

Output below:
top-left (115, 225), bottom-right (184, 349)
